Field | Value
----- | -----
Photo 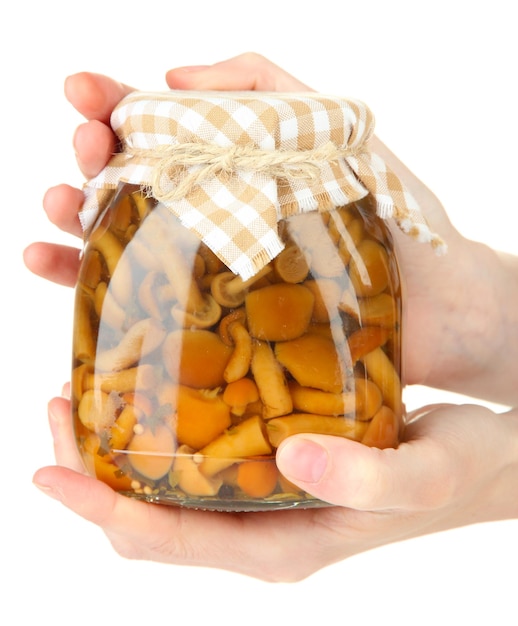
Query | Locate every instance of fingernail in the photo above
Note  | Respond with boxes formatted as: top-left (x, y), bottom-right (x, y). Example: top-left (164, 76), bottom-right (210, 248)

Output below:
top-left (277, 438), bottom-right (329, 483)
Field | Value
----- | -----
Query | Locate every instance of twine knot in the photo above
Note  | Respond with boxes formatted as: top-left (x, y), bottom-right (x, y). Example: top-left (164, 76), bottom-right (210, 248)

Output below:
top-left (126, 140), bottom-right (366, 204)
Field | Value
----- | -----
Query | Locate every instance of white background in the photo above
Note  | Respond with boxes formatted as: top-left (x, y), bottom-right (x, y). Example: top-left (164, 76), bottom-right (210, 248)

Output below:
top-left (2, 1), bottom-right (516, 624)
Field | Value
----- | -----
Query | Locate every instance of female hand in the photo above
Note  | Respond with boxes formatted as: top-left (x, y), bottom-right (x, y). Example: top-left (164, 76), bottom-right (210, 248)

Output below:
top-left (26, 53), bottom-right (518, 581)
top-left (33, 393), bottom-right (518, 581)
top-left (24, 53), bottom-right (517, 405)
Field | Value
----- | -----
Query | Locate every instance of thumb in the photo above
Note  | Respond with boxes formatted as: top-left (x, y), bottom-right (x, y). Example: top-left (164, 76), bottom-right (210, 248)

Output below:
top-left (275, 431), bottom-right (445, 511)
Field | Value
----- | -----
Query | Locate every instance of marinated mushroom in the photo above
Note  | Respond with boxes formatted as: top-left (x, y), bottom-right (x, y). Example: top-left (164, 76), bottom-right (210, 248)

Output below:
top-left (138, 271), bottom-right (168, 320)
top-left (275, 332), bottom-right (346, 393)
top-left (223, 322), bottom-right (253, 383)
top-left (349, 239), bottom-right (391, 297)
top-left (245, 283), bottom-right (314, 341)
top-left (127, 423), bottom-right (176, 480)
top-left (86, 363), bottom-right (160, 394)
top-left (347, 326), bottom-right (391, 365)
top-left (223, 378), bottom-right (260, 416)
top-left (288, 378), bottom-right (382, 420)
top-left (361, 405), bottom-right (399, 449)
top-left (360, 347), bottom-right (402, 415)
top-left (197, 415), bottom-right (273, 477)
top-left (251, 340), bottom-right (293, 419)
top-left (175, 385), bottom-right (232, 449)
top-left (95, 317), bottom-right (166, 372)
top-left (218, 307), bottom-right (247, 346)
top-left (171, 292), bottom-right (222, 330)
top-left (173, 445), bottom-right (223, 496)
top-left (73, 289), bottom-right (96, 364)
top-left (94, 281), bottom-right (126, 330)
top-left (77, 389), bottom-right (120, 432)
top-left (273, 244), bottom-right (309, 283)
top-left (210, 265), bottom-right (272, 308)
top-left (267, 413), bottom-right (367, 448)
top-left (162, 329), bottom-right (233, 389)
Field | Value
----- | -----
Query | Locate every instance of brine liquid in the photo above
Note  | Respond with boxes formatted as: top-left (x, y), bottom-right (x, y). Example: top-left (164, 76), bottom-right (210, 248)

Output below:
top-left (72, 186), bottom-right (404, 511)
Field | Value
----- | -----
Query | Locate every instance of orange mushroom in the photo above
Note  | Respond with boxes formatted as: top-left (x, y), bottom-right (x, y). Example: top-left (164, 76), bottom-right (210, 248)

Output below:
top-left (251, 340), bottom-right (293, 419)
top-left (210, 265), bottom-right (272, 308)
top-left (273, 245), bottom-right (309, 283)
top-left (95, 317), bottom-right (166, 372)
top-left (288, 378), bottom-right (382, 421)
top-left (127, 423), bottom-right (176, 480)
top-left (162, 329), bottom-right (233, 389)
top-left (339, 291), bottom-right (398, 328)
top-left (237, 459), bottom-right (279, 498)
top-left (267, 413), bottom-right (367, 448)
top-left (349, 239), bottom-right (390, 297)
top-left (245, 283), bottom-right (314, 341)
top-left (223, 322), bottom-right (253, 383)
top-left (173, 444), bottom-right (223, 496)
top-left (347, 326), bottom-right (391, 365)
top-left (361, 405), bottom-right (400, 449)
top-left (223, 378), bottom-right (260, 416)
top-left (274, 332), bottom-right (346, 393)
top-left (175, 385), bottom-right (232, 450)
top-left (360, 346), bottom-right (402, 415)
top-left (197, 415), bottom-right (273, 477)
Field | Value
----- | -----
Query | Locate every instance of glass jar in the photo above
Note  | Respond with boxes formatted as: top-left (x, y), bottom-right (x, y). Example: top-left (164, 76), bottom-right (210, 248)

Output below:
top-left (72, 184), bottom-right (404, 511)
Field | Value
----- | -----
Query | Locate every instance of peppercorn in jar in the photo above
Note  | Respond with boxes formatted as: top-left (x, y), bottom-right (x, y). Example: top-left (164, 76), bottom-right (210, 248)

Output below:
top-left (72, 91), bottom-right (445, 511)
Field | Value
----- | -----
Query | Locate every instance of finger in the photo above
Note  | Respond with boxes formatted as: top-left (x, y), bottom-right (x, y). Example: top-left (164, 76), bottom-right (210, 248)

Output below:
top-left (23, 242), bottom-right (80, 287)
top-left (166, 52), bottom-right (313, 92)
top-left (64, 72), bottom-right (134, 123)
top-left (32, 460), bottom-right (328, 580)
top-left (47, 396), bottom-right (86, 473)
top-left (42, 184), bottom-right (83, 237)
top-left (276, 405), bottom-right (486, 511)
top-left (73, 120), bottom-right (119, 179)
top-left (35, 395), bottom-right (344, 580)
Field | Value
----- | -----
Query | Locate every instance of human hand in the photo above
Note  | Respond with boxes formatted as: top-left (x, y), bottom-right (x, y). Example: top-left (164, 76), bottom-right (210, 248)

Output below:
top-left (24, 53), bottom-right (516, 405)
top-left (25, 53), bottom-right (518, 581)
top-left (33, 393), bottom-right (518, 581)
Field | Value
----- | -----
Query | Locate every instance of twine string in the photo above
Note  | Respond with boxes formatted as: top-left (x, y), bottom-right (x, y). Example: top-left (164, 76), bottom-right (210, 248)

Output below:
top-left (126, 140), bottom-right (366, 203)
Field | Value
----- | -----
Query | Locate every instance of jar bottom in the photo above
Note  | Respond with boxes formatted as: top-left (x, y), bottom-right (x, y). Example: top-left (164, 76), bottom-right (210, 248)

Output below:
top-left (120, 490), bottom-right (331, 512)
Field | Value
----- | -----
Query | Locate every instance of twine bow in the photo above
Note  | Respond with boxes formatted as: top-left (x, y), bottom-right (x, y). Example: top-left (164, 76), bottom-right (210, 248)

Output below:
top-left (81, 90), bottom-right (446, 280)
top-left (128, 140), bottom-right (365, 204)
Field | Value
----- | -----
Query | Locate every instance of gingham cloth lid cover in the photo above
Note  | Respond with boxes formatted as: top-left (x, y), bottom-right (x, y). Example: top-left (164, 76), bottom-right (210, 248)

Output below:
top-left (80, 90), bottom-right (445, 279)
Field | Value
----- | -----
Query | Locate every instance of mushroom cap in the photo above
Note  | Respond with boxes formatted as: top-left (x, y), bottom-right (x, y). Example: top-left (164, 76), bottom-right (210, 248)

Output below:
top-left (210, 272), bottom-right (248, 308)
top-left (171, 293), bottom-right (222, 329)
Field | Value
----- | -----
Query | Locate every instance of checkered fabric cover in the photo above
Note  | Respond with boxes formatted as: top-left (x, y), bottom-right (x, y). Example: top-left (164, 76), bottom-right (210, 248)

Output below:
top-left (81, 90), bottom-right (445, 279)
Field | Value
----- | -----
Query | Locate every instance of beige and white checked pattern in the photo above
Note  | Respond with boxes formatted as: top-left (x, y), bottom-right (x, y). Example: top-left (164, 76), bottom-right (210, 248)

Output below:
top-left (81, 90), bottom-right (446, 279)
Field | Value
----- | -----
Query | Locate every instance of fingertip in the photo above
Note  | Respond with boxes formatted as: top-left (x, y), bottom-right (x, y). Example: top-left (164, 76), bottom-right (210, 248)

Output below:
top-left (32, 465), bottom-right (119, 526)
top-left (277, 437), bottom-right (329, 484)
top-left (65, 72), bottom-right (134, 122)
top-left (33, 467), bottom-right (66, 502)
top-left (277, 434), bottom-right (399, 509)
top-left (73, 120), bottom-right (117, 179)
top-left (165, 66), bottom-right (211, 89)
top-left (21, 242), bottom-right (81, 287)
top-left (42, 183), bottom-right (84, 234)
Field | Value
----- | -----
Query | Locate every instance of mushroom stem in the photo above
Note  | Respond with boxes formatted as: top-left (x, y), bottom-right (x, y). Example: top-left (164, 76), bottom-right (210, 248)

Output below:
top-left (211, 265), bottom-right (272, 308)
top-left (227, 265), bottom-right (273, 294)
